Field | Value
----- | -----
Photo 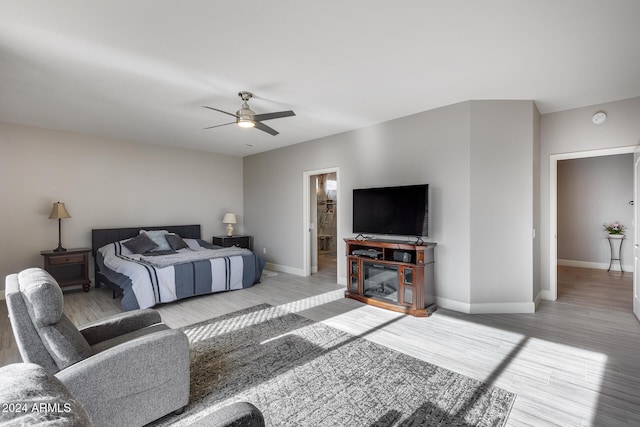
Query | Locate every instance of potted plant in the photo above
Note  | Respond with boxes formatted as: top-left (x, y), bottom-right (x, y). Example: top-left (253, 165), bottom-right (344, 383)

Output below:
top-left (603, 222), bottom-right (625, 238)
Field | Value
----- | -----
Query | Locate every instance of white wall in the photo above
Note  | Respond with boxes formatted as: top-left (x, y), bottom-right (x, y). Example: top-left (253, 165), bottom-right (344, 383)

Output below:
top-left (540, 96), bottom-right (640, 298)
top-left (0, 122), bottom-right (244, 289)
top-left (469, 101), bottom-right (538, 311)
top-left (244, 100), bottom-right (538, 312)
top-left (557, 154), bottom-right (633, 270)
top-left (532, 107), bottom-right (541, 302)
top-left (244, 101), bottom-right (472, 306)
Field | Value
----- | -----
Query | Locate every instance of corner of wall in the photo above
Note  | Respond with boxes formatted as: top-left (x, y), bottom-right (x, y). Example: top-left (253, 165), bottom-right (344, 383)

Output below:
top-left (436, 296), bottom-right (471, 314)
top-left (264, 262), bottom-right (306, 277)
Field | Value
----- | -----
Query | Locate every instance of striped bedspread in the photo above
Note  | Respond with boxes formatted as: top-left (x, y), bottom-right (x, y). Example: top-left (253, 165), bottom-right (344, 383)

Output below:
top-left (139, 247), bottom-right (253, 268)
top-left (97, 239), bottom-right (264, 310)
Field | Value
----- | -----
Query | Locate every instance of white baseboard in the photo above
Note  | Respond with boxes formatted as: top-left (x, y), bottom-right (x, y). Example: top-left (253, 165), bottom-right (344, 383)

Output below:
top-left (540, 290), bottom-right (554, 301)
top-left (436, 296), bottom-right (535, 314)
top-left (264, 262), bottom-right (306, 277)
top-left (311, 265), bottom-right (318, 274)
top-left (470, 301), bottom-right (536, 314)
top-left (435, 297), bottom-right (471, 314)
top-left (534, 290), bottom-right (542, 309)
top-left (557, 259), bottom-right (632, 272)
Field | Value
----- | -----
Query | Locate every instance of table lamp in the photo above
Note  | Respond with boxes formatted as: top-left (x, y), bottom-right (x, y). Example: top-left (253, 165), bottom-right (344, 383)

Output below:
top-left (222, 212), bottom-right (237, 237)
top-left (48, 202), bottom-right (71, 252)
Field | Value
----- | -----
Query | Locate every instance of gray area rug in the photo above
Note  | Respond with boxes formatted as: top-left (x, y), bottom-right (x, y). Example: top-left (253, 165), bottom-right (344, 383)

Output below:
top-left (151, 304), bottom-right (516, 426)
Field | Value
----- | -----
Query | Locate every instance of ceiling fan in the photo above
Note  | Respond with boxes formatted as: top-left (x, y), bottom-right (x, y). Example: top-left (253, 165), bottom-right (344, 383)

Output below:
top-left (203, 91), bottom-right (295, 136)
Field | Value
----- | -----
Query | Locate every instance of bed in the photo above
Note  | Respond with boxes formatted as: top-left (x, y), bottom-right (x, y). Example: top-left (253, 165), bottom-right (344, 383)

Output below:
top-left (92, 225), bottom-right (265, 311)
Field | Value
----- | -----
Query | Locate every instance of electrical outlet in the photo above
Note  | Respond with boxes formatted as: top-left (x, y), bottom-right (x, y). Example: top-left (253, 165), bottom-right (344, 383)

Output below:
top-left (262, 247), bottom-right (267, 254)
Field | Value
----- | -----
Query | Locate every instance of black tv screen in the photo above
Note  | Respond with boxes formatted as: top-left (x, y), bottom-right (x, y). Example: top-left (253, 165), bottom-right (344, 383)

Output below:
top-left (353, 184), bottom-right (429, 237)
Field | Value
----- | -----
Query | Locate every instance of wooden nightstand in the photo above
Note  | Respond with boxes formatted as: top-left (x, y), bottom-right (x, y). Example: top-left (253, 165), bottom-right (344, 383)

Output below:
top-left (40, 248), bottom-right (92, 292)
top-left (212, 235), bottom-right (253, 251)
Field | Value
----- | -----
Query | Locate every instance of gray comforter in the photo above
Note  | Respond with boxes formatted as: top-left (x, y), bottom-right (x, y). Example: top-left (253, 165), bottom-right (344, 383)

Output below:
top-left (97, 239), bottom-right (265, 311)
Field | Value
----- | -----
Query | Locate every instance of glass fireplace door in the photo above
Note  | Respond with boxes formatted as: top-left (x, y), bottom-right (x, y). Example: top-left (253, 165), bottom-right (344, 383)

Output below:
top-left (362, 261), bottom-right (399, 303)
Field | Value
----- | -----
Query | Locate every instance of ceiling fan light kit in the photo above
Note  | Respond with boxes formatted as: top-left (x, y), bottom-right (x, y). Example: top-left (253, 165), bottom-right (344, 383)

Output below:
top-left (237, 119), bottom-right (255, 128)
top-left (203, 91), bottom-right (295, 136)
top-left (236, 92), bottom-right (256, 127)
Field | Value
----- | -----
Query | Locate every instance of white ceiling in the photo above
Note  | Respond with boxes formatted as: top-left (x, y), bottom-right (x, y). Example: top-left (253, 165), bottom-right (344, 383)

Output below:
top-left (1, 1), bottom-right (639, 157)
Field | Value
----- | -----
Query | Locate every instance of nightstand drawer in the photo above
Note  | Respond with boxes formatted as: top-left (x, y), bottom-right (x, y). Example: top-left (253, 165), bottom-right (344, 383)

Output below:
top-left (48, 254), bottom-right (85, 265)
top-left (41, 248), bottom-right (91, 291)
top-left (223, 238), bottom-right (244, 247)
top-left (212, 235), bottom-right (253, 250)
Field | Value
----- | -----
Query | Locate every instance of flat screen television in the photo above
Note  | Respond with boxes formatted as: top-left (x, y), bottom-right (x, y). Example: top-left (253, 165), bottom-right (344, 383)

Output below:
top-left (353, 184), bottom-right (429, 237)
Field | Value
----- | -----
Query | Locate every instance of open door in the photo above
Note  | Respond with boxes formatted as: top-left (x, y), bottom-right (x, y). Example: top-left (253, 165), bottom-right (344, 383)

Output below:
top-left (634, 155), bottom-right (640, 322)
top-left (302, 167), bottom-right (340, 279)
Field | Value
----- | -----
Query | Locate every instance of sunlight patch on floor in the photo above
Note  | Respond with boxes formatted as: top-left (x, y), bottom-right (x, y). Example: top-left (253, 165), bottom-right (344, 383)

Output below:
top-left (275, 289), bottom-right (345, 313)
top-left (183, 290), bottom-right (345, 343)
top-left (183, 305), bottom-right (288, 343)
top-left (456, 328), bottom-right (607, 426)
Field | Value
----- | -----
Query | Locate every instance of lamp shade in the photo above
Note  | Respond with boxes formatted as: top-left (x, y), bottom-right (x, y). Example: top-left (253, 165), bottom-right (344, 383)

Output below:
top-left (222, 213), bottom-right (237, 224)
top-left (48, 202), bottom-right (71, 219)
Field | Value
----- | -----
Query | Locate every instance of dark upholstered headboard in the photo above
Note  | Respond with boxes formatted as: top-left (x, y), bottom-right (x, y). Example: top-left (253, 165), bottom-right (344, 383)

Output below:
top-left (91, 224), bottom-right (201, 258)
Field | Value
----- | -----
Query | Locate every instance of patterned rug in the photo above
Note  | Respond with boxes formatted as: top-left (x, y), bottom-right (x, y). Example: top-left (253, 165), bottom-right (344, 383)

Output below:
top-left (151, 304), bottom-right (516, 426)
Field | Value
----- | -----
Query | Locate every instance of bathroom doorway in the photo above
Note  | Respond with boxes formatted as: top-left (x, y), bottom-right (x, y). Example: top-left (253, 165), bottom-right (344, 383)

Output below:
top-left (314, 172), bottom-right (337, 277)
top-left (303, 167), bottom-right (340, 281)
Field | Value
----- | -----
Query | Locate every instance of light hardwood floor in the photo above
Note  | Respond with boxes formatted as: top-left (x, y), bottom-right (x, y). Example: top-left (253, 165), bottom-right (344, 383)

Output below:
top-left (2, 266), bottom-right (639, 426)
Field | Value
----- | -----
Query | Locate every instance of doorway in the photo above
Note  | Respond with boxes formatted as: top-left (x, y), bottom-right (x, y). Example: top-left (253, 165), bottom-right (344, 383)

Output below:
top-left (549, 146), bottom-right (637, 304)
top-left (314, 173), bottom-right (337, 277)
top-left (302, 167), bottom-right (340, 280)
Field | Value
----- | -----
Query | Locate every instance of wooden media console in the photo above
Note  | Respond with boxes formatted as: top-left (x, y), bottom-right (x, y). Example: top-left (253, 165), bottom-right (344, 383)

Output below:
top-left (345, 239), bottom-right (437, 317)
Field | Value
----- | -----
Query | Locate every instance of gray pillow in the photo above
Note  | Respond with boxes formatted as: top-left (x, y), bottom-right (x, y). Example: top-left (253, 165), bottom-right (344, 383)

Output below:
top-left (123, 233), bottom-right (158, 254)
top-left (165, 233), bottom-right (188, 250)
top-left (140, 229), bottom-right (172, 251)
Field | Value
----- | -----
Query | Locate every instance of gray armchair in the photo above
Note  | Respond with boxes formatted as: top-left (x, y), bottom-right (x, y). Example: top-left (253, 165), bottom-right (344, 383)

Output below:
top-left (5, 268), bottom-right (190, 427)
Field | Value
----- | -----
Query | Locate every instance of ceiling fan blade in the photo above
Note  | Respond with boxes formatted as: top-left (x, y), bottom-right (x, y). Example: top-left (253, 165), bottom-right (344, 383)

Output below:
top-left (254, 121), bottom-right (279, 136)
top-left (252, 110), bottom-right (296, 122)
top-left (202, 106), bottom-right (239, 118)
top-left (203, 122), bottom-right (235, 130)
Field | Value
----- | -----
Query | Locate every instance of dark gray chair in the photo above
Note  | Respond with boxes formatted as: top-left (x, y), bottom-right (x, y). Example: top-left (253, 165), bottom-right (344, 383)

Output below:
top-left (5, 268), bottom-right (189, 427)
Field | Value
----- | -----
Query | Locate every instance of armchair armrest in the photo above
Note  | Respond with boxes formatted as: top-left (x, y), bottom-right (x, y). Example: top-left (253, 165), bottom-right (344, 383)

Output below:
top-left (191, 402), bottom-right (265, 427)
top-left (56, 329), bottom-right (189, 427)
top-left (78, 308), bottom-right (161, 345)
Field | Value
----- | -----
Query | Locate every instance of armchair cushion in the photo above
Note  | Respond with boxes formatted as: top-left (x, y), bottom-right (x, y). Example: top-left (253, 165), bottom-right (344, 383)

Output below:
top-left (17, 268), bottom-right (92, 371)
top-left (79, 308), bottom-right (161, 345)
top-left (0, 363), bottom-right (93, 426)
top-left (18, 268), bottom-right (63, 325)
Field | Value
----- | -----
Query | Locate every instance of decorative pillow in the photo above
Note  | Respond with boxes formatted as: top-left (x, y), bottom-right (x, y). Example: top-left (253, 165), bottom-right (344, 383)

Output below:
top-left (139, 229), bottom-right (172, 251)
top-left (123, 233), bottom-right (158, 254)
top-left (165, 233), bottom-right (189, 250)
